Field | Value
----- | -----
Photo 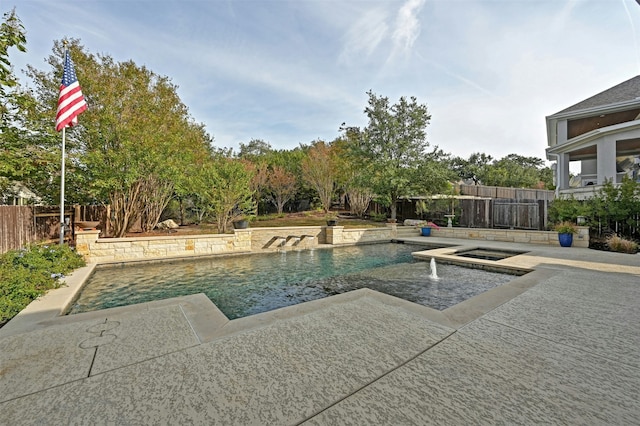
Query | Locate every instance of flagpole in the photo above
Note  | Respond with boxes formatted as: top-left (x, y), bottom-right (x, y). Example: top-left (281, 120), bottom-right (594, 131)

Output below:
top-left (59, 41), bottom-right (68, 245)
top-left (59, 126), bottom-right (66, 245)
top-left (56, 42), bottom-right (87, 244)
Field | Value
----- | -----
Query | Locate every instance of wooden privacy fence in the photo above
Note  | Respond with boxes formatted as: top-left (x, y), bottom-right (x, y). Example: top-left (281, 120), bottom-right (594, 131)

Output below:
top-left (456, 184), bottom-right (554, 230)
top-left (456, 198), bottom-right (548, 230)
top-left (1, 206), bottom-right (35, 254)
top-left (459, 184), bottom-right (555, 202)
top-left (399, 183), bottom-right (555, 230)
top-left (1, 206), bottom-right (65, 253)
top-left (0, 205), bottom-right (108, 254)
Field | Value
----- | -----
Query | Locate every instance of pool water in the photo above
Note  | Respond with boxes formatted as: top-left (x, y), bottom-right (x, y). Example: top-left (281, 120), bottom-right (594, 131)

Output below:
top-left (455, 248), bottom-right (528, 261)
top-left (70, 243), bottom-right (516, 319)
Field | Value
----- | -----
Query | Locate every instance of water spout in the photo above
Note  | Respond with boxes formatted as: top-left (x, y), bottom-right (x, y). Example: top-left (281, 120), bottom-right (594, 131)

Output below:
top-left (429, 258), bottom-right (439, 280)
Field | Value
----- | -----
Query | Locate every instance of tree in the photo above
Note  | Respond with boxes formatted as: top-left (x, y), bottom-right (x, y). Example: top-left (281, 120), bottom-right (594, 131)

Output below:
top-left (301, 140), bottom-right (336, 213)
top-left (0, 8), bottom-right (33, 196)
top-left (206, 155), bottom-right (256, 233)
top-left (351, 91), bottom-right (450, 220)
top-left (238, 138), bottom-right (272, 160)
top-left (265, 165), bottom-right (297, 214)
top-left (241, 144), bottom-right (304, 214)
top-left (483, 154), bottom-right (547, 188)
top-left (25, 40), bottom-right (212, 235)
top-left (0, 8), bottom-right (25, 91)
top-left (449, 153), bottom-right (493, 185)
top-left (333, 128), bottom-right (374, 217)
top-left (171, 125), bottom-right (215, 225)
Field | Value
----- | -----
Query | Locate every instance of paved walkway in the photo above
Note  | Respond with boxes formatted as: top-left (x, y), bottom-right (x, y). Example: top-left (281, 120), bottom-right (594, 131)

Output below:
top-left (1, 238), bottom-right (639, 424)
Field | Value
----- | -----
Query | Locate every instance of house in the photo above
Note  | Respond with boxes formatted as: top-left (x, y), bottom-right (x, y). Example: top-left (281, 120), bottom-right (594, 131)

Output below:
top-left (0, 181), bottom-right (41, 205)
top-left (546, 75), bottom-right (640, 199)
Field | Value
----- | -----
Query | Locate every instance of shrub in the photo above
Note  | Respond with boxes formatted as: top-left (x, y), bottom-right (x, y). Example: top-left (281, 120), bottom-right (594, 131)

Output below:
top-left (554, 221), bottom-right (578, 234)
top-left (0, 244), bottom-right (86, 327)
top-left (369, 212), bottom-right (387, 222)
top-left (606, 235), bottom-right (639, 254)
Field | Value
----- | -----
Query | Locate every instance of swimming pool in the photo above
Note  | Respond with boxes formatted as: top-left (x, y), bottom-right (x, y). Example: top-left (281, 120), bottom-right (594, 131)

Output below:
top-left (70, 243), bottom-right (517, 319)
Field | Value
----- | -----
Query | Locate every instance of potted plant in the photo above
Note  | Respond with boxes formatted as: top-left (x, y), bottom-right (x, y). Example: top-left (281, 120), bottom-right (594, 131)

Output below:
top-left (326, 215), bottom-right (338, 226)
top-left (232, 201), bottom-right (257, 230)
top-left (421, 221), bottom-right (439, 236)
top-left (555, 221), bottom-right (578, 247)
top-left (232, 217), bottom-right (250, 229)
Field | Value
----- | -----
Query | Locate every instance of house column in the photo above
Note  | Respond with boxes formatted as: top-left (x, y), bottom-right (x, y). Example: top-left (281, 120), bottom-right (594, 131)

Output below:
top-left (555, 153), bottom-right (570, 190)
top-left (597, 137), bottom-right (617, 184)
top-left (557, 120), bottom-right (568, 144)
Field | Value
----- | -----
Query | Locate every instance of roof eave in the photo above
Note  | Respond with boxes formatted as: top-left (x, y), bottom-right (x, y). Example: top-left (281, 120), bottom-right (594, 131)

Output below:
top-left (548, 98), bottom-right (640, 121)
top-left (545, 98), bottom-right (640, 148)
top-left (546, 120), bottom-right (640, 156)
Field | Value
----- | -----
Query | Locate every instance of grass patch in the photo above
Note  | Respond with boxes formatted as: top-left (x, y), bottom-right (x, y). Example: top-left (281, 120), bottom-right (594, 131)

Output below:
top-left (606, 235), bottom-right (639, 254)
top-left (0, 244), bottom-right (86, 328)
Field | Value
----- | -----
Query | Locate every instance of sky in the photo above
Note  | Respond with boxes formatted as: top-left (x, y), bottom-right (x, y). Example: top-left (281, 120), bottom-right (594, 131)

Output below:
top-left (6, 0), bottom-right (640, 163)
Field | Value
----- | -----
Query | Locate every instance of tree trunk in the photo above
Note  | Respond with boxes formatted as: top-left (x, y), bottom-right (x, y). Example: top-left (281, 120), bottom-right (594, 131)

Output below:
top-left (108, 180), bottom-right (143, 238)
top-left (179, 197), bottom-right (185, 226)
top-left (139, 176), bottom-right (173, 232)
top-left (390, 194), bottom-right (398, 220)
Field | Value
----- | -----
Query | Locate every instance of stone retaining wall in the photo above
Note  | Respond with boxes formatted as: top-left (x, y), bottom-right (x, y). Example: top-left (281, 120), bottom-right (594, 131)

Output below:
top-left (75, 226), bottom-right (391, 264)
top-left (326, 224), bottom-right (396, 245)
top-left (250, 227), bottom-right (324, 251)
top-left (427, 226), bottom-right (589, 248)
top-left (75, 230), bottom-right (247, 264)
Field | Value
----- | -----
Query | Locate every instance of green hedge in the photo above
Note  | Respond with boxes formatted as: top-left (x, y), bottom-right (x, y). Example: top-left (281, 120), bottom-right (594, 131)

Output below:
top-left (0, 244), bottom-right (86, 327)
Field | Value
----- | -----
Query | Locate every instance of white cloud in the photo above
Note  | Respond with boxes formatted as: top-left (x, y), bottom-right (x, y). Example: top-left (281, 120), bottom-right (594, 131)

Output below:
top-left (338, 8), bottom-right (389, 65)
top-left (392, 0), bottom-right (425, 54)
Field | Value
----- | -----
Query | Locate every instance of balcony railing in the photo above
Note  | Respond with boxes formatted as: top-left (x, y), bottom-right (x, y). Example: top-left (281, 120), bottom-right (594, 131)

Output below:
top-left (577, 172), bottom-right (638, 187)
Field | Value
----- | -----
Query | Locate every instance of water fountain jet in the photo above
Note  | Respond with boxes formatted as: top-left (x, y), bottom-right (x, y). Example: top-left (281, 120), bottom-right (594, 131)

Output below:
top-left (429, 258), bottom-right (439, 280)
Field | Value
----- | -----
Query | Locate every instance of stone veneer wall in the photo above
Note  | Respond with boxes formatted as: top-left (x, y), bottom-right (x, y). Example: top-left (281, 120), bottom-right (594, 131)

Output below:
top-left (249, 226), bottom-right (325, 251)
top-left (428, 226), bottom-right (589, 248)
top-left (75, 224), bottom-right (589, 264)
top-left (75, 226), bottom-right (393, 264)
top-left (325, 224), bottom-right (396, 245)
top-left (75, 230), bottom-right (249, 264)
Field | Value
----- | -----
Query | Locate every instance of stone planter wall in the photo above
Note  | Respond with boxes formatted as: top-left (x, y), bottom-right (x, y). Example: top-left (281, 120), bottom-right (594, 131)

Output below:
top-left (75, 230), bottom-right (247, 264)
top-left (75, 225), bottom-right (394, 264)
top-left (429, 226), bottom-right (589, 248)
top-left (326, 224), bottom-right (396, 245)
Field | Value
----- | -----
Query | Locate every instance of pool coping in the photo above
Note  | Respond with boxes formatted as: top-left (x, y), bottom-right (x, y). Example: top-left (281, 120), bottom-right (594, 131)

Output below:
top-left (0, 242), bottom-right (554, 338)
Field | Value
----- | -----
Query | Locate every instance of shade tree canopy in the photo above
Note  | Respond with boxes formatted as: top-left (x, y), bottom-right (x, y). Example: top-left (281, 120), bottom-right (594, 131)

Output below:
top-left (450, 152), bottom-right (553, 189)
top-left (346, 90), bottom-right (452, 220)
top-left (24, 39), bottom-right (213, 235)
top-left (0, 9), bottom-right (35, 197)
top-left (301, 140), bottom-right (337, 213)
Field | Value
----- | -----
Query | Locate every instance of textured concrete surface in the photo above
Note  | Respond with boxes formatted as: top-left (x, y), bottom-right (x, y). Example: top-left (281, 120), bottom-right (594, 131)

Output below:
top-left (1, 237), bottom-right (639, 424)
top-left (307, 319), bottom-right (639, 425)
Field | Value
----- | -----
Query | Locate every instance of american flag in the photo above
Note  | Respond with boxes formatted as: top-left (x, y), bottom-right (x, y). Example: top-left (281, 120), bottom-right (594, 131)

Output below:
top-left (55, 51), bottom-right (87, 132)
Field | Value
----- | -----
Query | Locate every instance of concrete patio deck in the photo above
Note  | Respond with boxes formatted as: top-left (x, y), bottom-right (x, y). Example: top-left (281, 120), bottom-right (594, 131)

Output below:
top-left (1, 238), bottom-right (639, 424)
